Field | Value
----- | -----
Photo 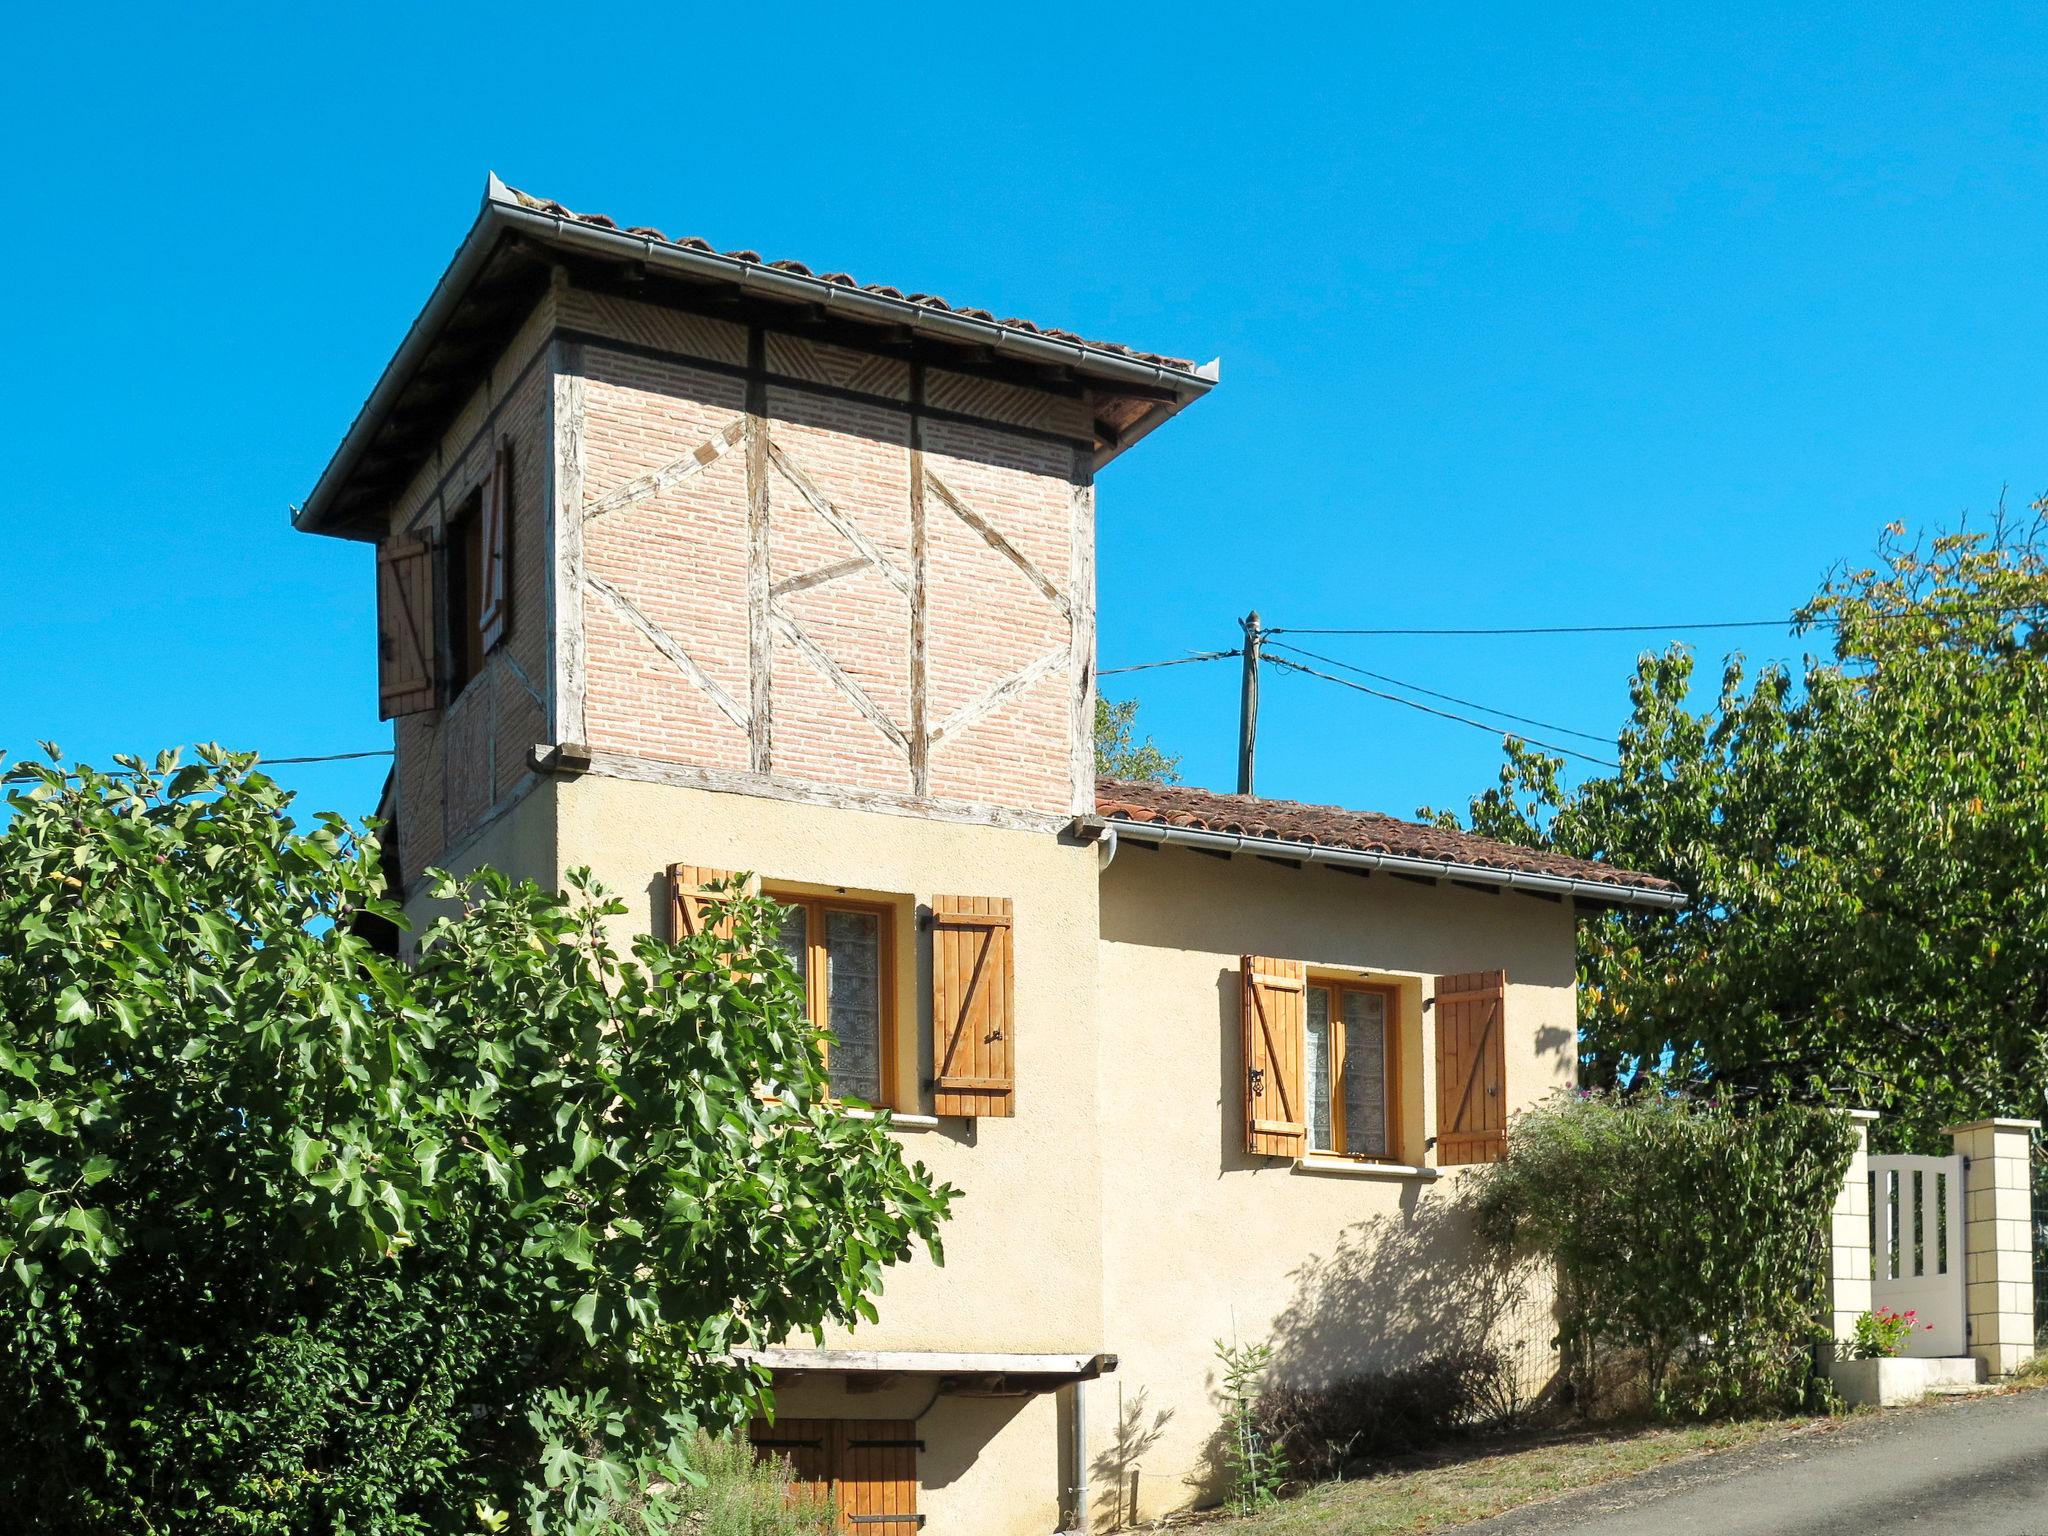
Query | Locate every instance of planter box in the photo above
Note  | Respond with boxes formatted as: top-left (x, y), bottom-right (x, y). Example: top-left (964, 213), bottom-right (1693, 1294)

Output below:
top-left (1830, 1355), bottom-right (1984, 1407)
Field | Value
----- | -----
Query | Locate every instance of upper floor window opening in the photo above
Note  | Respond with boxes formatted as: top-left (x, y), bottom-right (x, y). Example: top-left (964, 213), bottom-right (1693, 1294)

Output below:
top-left (768, 890), bottom-right (896, 1108)
top-left (1304, 978), bottom-right (1400, 1161)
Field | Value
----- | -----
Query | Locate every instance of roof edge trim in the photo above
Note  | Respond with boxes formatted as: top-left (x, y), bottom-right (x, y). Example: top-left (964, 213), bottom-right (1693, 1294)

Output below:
top-left (1083, 816), bottom-right (1689, 911)
top-left (298, 174), bottom-right (1217, 537)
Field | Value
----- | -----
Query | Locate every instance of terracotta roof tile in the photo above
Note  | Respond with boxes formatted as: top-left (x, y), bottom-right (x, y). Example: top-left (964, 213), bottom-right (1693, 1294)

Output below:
top-left (503, 184), bottom-right (1199, 373)
top-left (1094, 778), bottom-right (1681, 895)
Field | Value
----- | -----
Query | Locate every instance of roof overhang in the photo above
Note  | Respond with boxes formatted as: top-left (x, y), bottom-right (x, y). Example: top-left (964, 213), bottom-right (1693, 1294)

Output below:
top-left (1080, 816), bottom-right (1689, 913)
top-left (296, 175), bottom-right (1218, 541)
top-left (734, 1347), bottom-right (1116, 1396)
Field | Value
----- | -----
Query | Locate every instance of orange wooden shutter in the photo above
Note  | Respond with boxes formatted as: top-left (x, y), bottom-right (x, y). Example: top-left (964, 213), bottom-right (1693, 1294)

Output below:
top-left (477, 440), bottom-right (512, 654)
top-left (668, 863), bottom-right (756, 941)
top-left (375, 536), bottom-right (437, 719)
top-left (748, 1419), bottom-right (919, 1532)
top-left (1434, 970), bottom-right (1508, 1165)
top-left (833, 1421), bottom-right (921, 1532)
top-left (1242, 956), bottom-right (1307, 1157)
top-left (931, 896), bottom-right (1015, 1118)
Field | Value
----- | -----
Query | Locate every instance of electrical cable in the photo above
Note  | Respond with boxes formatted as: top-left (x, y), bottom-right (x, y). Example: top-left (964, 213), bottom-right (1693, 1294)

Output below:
top-left (1262, 653), bottom-right (1620, 768)
top-left (1264, 641), bottom-right (1615, 745)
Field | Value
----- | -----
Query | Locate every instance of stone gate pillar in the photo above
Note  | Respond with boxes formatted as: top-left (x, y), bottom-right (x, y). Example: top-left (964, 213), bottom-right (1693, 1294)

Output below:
top-left (1825, 1109), bottom-right (1879, 1364)
top-left (1944, 1117), bottom-right (2040, 1378)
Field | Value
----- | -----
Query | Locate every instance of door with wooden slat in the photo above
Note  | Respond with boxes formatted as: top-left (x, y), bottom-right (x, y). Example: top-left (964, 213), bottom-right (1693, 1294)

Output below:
top-left (477, 440), bottom-right (513, 654)
top-left (1242, 956), bottom-right (1308, 1157)
top-left (931, 895), bottom-right (1015, 1118)
top-left (1433, 970), bottom-right (1508, 1165)
top-left (668, 863), bottom-right (758, 941)
top-left (749, 1418), bottom-right (921, 1531)
top-left (375, 536), bottom-right (438, 719)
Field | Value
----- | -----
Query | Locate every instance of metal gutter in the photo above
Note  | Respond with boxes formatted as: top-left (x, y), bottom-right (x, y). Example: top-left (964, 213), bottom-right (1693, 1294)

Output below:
top-left (1085, 817), bottom-right (1689, 911)
top-left (733, 1347), bottom-right (1117, 1380)
top-left (297, 174), bottom-right (1217, 536)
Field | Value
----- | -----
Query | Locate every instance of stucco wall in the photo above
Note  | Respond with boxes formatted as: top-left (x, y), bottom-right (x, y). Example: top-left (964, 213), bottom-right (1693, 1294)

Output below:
top-left (1091, 842), bottom-right (1576, 1526)
top-left (509, 777), bottom-right (1581, 1534)
top-left (555, 773), bottom-right (1108, 1338)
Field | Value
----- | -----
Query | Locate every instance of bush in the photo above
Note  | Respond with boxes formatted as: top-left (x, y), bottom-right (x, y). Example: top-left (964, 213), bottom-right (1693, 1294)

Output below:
top-left (1473, 1091), bottom-right (1854, 1418)
top-left (0, 748), bottom-right (955, 1533)
top-left (1848, 1307), bottom-right (1928, 1359)
top-left (1255, 1346), bottom-right (1518, 1480)
top-left (679, 1434), bottom-right (837, 1536)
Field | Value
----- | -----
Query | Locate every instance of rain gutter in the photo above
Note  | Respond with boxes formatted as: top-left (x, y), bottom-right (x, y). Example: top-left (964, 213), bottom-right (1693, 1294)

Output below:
top-left (1082, 817), bottom-right (1689, 912)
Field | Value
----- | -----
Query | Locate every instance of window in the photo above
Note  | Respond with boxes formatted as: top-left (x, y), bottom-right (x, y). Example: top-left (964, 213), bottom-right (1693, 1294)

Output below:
top-left (768, 891), bottom-right (895, 1106)
top-left (442, 485), bottom-right (487, 698)
top-left (1303, 979), bottom-right (1399, 1160)
top-left (374, 442), bottom-right (510, 719)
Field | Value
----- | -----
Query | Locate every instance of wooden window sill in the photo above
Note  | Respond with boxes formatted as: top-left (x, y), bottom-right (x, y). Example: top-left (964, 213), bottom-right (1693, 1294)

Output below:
top-left (842, 1107), bottom-right (943, 1131)
top-left (1293, 1156), bottom-right (1440, 1182)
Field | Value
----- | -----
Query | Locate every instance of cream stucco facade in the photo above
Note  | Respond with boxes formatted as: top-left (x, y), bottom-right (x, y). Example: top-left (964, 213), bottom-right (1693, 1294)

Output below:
top-left (396, 772), bottom-right (1582, 1533)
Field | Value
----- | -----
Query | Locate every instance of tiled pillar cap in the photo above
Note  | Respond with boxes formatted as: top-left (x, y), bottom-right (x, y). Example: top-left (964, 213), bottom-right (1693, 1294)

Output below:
top-left (1845, 1108), bottom-right (1880, 1123)
top-left (1941, 1118), bottom-right (2043, 1134)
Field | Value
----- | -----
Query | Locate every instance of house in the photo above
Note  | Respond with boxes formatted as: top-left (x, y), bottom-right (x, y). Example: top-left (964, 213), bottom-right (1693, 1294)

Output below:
top-left (296, 177), bottom-right (1685, 1534)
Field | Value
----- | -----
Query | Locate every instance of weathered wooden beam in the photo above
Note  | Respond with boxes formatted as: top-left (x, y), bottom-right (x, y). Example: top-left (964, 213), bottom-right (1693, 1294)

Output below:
top-left (745, 328), bottom-right (772, 774)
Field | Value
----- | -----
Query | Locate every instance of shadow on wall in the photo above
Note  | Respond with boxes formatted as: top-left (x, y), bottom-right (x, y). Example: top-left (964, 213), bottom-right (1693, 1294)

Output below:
top-left (1184, 1193), bottom-right (1552, 1508)
top-left (1089, 1385), bottom-right (1175, 1533)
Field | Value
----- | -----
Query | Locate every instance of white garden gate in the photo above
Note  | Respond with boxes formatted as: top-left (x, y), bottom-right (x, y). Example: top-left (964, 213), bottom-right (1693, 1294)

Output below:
top-left (1868, 1153), bottom-right (1967, 1357)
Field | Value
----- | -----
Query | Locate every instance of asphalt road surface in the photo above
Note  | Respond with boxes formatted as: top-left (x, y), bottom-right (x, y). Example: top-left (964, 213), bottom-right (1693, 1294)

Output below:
top-left (1466, 1389), bottom-right (2048, 1536)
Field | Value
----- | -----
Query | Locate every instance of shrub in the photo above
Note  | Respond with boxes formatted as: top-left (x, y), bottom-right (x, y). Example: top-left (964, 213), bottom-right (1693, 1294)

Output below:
top-left (1473, 1090), bottom-right (1855, 1418)
top-left (0, 748), bottom-right (955, 1533)
top-left (1215, 1338), bottom-right (1285, 1513)
top-left (1255, 1346), bottom-right (1518, 1480)
top-left (1848, 1307), bottom-right (1929, 1360)
top-left (680, 1434), bottom-right (838, 1536)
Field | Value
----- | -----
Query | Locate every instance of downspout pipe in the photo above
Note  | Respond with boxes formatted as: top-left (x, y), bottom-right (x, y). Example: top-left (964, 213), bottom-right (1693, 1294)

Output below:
top-left (1084, 818), bottom-right (1689, 912)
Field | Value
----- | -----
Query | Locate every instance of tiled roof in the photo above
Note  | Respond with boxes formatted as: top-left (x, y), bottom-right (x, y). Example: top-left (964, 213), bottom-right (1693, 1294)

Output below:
top-left (1094, 777), bottom-right (1682, 895)
top-left (502, 184), bottom-right (1199, 373)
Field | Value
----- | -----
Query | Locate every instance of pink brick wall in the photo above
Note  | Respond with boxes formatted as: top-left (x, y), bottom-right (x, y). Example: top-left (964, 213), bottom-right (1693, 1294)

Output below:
top-left (573, 291), bottom-right (1094, 818)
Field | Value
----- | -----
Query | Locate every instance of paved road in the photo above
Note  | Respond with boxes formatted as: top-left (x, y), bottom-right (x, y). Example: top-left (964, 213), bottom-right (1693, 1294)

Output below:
top-left (1467, 1390), bottom-right (2048, 1536)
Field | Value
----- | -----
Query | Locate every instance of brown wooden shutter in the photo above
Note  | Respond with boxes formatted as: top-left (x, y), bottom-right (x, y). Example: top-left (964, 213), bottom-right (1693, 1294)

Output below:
top-left (668, 863), bottom-right (757, 941)
top-left (931, 895), bottom-right (1014, 1118)
top-left (477, 441), bottom-right (512, 654)
top-left (1434, 970), bottom-right (1508, 1165)
top-left (375, 536), bottom-right (437, 719)
top-left (1242, 956), bottom-right (1307, 1157)
top-left (833, 1421), bottom-right (921, 1531)
top-left (748, 1419), bottom-right (919, 1531)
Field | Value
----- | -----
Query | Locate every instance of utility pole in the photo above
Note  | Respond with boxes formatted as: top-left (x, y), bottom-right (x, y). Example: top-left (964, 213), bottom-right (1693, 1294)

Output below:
top-left (1237, 610), bottom-right (1262, 796)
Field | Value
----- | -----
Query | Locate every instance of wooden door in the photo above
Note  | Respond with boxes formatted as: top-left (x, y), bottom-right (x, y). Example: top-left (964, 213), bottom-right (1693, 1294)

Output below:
top-left (749, 1417), bottom-right (922, 1530)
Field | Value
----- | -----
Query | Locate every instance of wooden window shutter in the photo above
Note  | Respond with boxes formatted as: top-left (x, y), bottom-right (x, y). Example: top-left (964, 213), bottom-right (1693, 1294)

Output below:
top-left (930, 896), bottom-right (1014, 1118)
top-left (668, 863), bottom-right (758, 941)
top-left (1433, 970), bottom-right (1508, 1165)
top-left (477, 440), bottom-right (512, 654)
top-left (1242, 956), bottom-right (1308, 1157)
top-left (375, 535), bottom-right (437, 719)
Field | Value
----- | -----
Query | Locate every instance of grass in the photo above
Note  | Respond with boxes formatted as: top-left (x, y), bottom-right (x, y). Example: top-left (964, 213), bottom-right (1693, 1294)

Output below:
top-left (1219, 1416), bottom-right (1827, 1535)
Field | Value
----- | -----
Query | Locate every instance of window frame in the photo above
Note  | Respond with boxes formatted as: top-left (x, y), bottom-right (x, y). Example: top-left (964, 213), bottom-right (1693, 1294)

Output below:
top-left (1302, 976), bottom-right (1402, 1163)
top-left (765, 888), bottom-right (899, 1110)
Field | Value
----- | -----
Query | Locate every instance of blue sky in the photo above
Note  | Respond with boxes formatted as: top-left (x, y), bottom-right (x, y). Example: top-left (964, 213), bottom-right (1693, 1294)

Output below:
top-left (6, 4), bottom-right (2047, 826)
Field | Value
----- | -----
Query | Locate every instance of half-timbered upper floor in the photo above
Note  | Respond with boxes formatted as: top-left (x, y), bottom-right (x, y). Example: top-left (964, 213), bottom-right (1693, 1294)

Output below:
top-left (300, 177), bottom-right (1217, 885)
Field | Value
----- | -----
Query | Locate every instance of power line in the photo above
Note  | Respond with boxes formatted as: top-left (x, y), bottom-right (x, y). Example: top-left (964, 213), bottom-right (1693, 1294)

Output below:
top-left (1265, 641), bottom-right (1616, 745)
top-left (1263, 653), bottom-right (1621, 768)
top-left (1099, 648), bottom-right (1240, 677)
top-left (1267, 602), bottom-right (2044, 639)
top-left (263, 750), bottom-right (395, 765)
